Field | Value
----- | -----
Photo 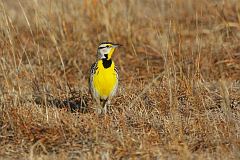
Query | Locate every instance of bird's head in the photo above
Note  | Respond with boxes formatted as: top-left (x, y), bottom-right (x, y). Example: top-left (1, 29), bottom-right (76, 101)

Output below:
top-left (97, 42), bottom-right (121, 60)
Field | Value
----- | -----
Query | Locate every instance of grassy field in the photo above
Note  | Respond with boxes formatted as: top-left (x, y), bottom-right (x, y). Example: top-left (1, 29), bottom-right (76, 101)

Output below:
top-left (0, 0), bottom-right (240, 159)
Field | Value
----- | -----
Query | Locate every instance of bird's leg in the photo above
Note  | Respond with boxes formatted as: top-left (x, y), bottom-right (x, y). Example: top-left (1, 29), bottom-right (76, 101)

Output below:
top-left (107, 99), bottom-right (113, 113)
top-left (94, 98), bottom-right (102, 114)
top-left (102, 99), bottom-right (109, 114)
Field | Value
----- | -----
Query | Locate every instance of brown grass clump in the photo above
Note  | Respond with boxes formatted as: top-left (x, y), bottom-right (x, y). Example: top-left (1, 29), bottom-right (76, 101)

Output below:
top-left (0, 0), bottom-right (240, 159)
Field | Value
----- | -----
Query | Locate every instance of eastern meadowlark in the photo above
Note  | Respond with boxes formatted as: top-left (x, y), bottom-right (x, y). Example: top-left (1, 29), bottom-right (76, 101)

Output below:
top-left (89, 42), bottom-right (120, 113)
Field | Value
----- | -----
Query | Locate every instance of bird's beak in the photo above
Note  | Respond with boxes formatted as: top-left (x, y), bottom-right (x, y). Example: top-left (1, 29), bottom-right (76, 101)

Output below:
top-left (107, 44), bottom-right (121, 60)
top-left (112, 44), bottom-right (122, 48)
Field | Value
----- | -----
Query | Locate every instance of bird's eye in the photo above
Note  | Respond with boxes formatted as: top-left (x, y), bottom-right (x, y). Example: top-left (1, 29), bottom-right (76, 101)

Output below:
top-left (106, 45), bottom-right (110, 48)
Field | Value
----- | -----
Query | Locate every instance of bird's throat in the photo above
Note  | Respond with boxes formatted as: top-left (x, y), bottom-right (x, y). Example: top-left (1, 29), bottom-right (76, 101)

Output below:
top-left (102, 58), bottom-right (112, 68)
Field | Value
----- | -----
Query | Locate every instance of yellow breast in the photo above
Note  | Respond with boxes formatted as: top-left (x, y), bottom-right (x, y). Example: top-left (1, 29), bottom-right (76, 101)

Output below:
top-left (93, 60), bottom-right (118, 99)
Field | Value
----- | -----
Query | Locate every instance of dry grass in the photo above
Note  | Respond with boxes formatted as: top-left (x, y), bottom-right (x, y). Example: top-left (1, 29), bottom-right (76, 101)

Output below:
top-left (0, 0), bottom-right (240, 159)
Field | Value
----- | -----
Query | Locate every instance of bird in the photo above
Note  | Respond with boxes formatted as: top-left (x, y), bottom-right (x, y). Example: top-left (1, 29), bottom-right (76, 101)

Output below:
top-left (89, 42), bottom-right (120, 113)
